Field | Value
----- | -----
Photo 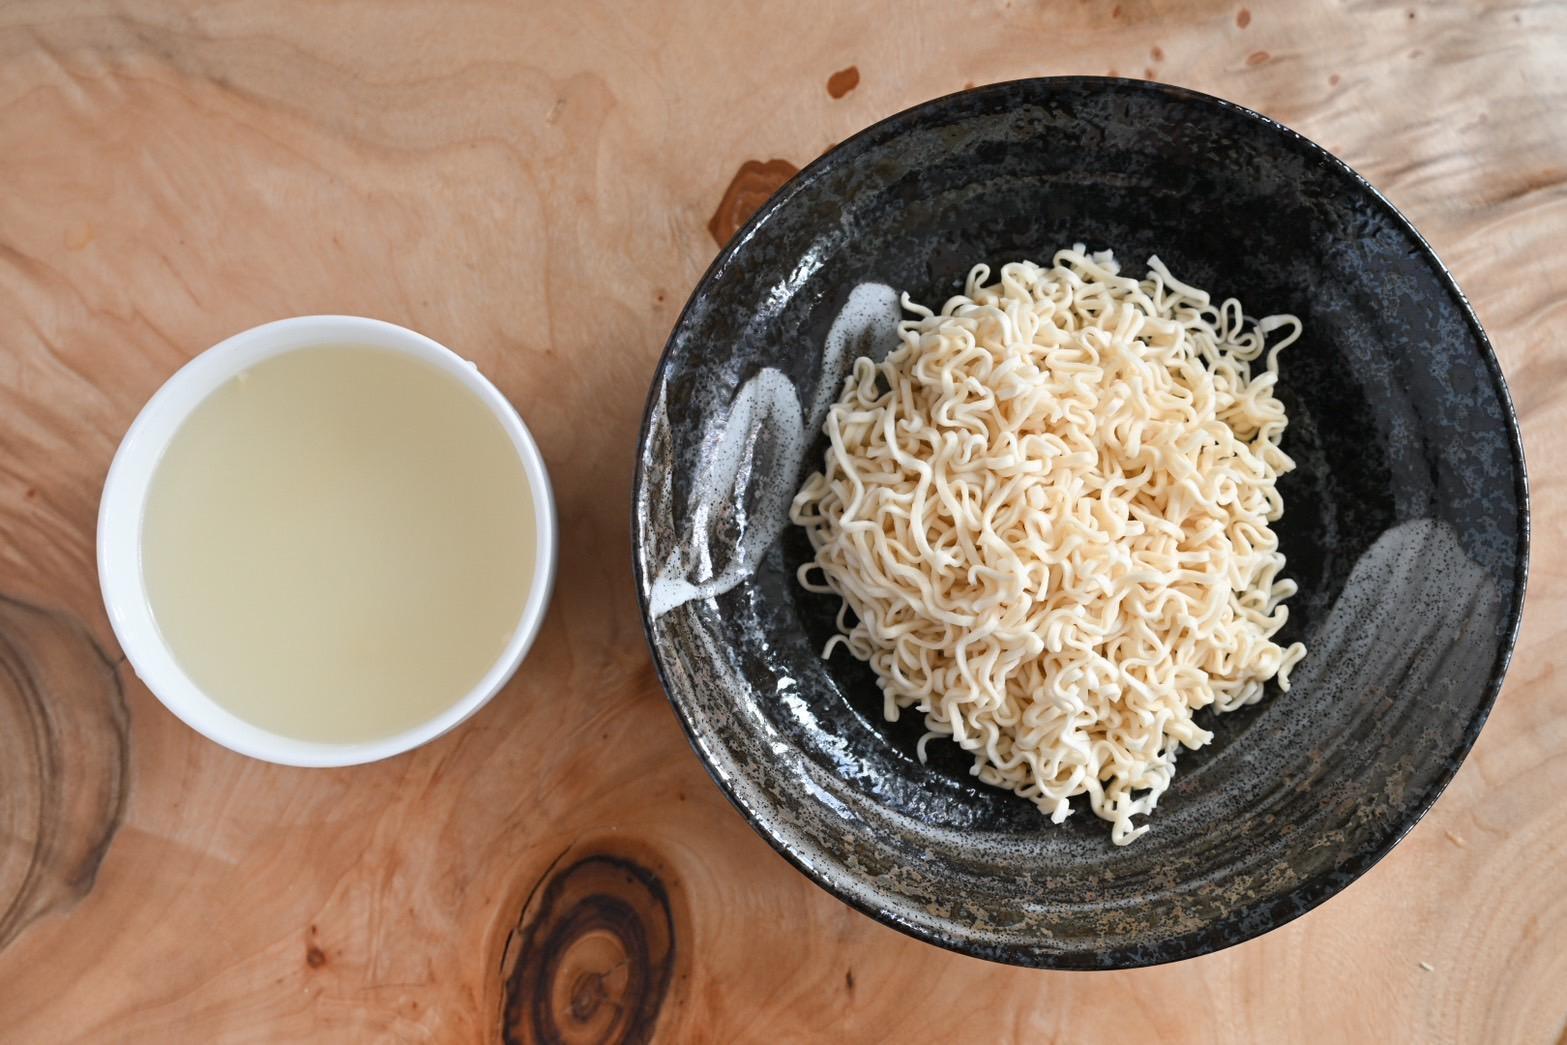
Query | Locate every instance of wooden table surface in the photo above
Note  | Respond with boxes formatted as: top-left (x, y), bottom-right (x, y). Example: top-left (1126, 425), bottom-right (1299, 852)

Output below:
top-left (2, 1), bottom-right (1563, 1041)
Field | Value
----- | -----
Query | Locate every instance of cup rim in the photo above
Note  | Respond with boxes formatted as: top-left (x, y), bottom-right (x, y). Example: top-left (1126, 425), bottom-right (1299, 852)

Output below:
top-left (97, 315), bottom-right (557, 767)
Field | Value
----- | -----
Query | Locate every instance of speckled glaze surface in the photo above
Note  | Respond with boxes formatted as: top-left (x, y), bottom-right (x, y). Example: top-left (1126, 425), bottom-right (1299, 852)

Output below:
top-left (631, 78), bottom-right (1528, 969)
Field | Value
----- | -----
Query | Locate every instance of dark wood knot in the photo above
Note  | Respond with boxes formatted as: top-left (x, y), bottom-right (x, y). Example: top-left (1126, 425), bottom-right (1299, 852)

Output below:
top-left (826, 65), bottom-right (861, 99)
top-left (501, 854), bottom-right (675, 1045)
top-left (707, 159), bottom-right (800, 247)
top-left (0, 595), bottom-right (129, 953)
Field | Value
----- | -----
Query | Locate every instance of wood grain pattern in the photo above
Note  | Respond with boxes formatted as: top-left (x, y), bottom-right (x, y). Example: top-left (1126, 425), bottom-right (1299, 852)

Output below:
top-left (498, 848), bottom-right (676, 1044)
top-left (0, 596), bottom-right (128, 949)
top-left (0, 0), bottom-right (1562, 1041)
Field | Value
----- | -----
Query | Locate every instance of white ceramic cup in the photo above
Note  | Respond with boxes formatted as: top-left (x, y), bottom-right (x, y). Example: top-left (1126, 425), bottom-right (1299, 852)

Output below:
top-left (97, 316), bottom-right (557, 767)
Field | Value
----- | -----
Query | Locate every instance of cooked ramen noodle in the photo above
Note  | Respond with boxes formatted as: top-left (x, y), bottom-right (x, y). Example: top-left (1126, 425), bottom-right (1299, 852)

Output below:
top-left (790, 247), bottom-right (1307, 844)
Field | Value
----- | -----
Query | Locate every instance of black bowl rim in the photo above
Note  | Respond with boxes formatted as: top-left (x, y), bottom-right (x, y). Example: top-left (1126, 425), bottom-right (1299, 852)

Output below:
top-left (629, 76), bottom-right (1531, 970)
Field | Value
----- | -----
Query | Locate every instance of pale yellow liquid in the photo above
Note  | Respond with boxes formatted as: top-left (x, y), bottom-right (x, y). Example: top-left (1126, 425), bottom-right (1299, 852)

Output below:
top-left (141, 345), bottom-right (535, 744)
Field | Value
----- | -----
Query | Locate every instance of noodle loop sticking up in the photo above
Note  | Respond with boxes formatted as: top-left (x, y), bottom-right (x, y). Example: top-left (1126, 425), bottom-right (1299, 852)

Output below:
top-left (790, 247), bottom-right (1306, 844)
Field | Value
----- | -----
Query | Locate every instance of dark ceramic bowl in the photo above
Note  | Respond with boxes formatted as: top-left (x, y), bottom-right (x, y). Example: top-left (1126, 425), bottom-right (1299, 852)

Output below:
top-left (631, 78), bottom-right (1528, 969)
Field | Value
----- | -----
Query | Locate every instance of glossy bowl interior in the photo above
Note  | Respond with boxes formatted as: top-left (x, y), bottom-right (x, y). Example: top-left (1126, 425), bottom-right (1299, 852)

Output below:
top-left (632, 78), bottom-right (1528, 968)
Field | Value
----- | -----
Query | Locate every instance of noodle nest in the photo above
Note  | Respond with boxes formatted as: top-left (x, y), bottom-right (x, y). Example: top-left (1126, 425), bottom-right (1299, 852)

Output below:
top-left (790, 246), bottom-right (1307, 844)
